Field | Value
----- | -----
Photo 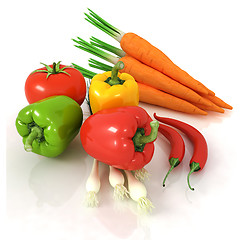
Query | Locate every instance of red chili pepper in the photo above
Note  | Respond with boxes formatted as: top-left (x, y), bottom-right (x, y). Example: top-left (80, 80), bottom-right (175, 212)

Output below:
top-left (153, 113), bottom-right (185, 187)
top-left (80, 106), bottom-right (159, 170)
top-left (153, 115), bottom-right (208, 191)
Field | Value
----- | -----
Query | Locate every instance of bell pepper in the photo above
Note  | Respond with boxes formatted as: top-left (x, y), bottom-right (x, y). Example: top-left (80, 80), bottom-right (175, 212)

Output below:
top-left (89, 61), bottom-right (139, 114)
top-left (15, 95), bottom-right (83, 157)
top-left (80, 106), bottom-right (159, 170)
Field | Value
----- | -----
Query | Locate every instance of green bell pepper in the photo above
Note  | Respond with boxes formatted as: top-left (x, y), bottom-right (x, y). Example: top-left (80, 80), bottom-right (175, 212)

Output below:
top-left (16, 95), bottom-right (83, 157)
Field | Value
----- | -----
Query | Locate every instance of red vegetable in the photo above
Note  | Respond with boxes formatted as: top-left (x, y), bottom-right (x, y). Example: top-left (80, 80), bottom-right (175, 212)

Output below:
top-left (25, 61), bottom-right (86, 106)
top-left (80, 106), bottom-right (159, 170)
top-left (153, 113), bottom-right (185, 187)
top-left (154, 115), bottom-right (208, 190)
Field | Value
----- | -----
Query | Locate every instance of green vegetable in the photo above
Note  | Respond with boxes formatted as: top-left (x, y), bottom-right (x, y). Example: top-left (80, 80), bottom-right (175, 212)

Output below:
top-left (16, 95), bottom-right (83, 157)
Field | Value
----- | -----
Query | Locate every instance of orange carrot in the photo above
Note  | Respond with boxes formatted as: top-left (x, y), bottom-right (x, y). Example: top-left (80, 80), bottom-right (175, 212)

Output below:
top-left (137, 83), bottom-right (207, 115)
top-left (200, 93), bottom-right (233, 110)
top-left (73, 37), bottom-right (213, 107)
top-left (85, 9), bottom-right (211, 95)
top-left (120, 33), bottom-right (210, 94)
top-left (192, 102), bottom-right (225, 113)
top-left (119, 56), bottom-right (213, 107)
top-left (196, 96), bottom-right (225, 113)
top-left (72, 62), bottom-right (207, 115)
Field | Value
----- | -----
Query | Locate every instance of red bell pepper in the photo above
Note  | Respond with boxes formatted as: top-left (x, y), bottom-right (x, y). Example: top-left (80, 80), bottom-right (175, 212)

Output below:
top-left (80, 106), bottom-right (159, 170)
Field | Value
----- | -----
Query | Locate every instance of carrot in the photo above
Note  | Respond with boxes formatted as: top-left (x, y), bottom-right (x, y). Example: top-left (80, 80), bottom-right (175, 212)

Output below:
top-left (192, 102), bottom-right (225, 113)
top-left (200, 93), bottom-right (233, 110)
top-left (120, 33), bottom-right (211, 94)
top-left (72, 62), bottom-right (208, 115)
top-left (72, 38), bottom-right (213, 107)
top-left (119, 55), bottom-right (213, 107)
top-left (137, 83), bottom-right (207, 115)
top-left (84, 9), bottom-right (211, 95)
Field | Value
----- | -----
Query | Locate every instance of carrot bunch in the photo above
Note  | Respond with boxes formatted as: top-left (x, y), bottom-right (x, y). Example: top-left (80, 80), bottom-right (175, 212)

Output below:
top-left (73, 9), bottom-right (232, 115)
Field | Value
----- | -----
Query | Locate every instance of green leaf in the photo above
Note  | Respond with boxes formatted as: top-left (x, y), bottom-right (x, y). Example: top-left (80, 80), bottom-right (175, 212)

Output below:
top-left (40, 62), bottom-right (53, 72)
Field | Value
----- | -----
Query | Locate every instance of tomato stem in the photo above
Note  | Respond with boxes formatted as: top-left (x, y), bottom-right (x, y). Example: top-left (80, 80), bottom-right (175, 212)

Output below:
top-left (52, 62), bottom-right (57, 74)
top-left (31, 61), bottom-right (71, 78)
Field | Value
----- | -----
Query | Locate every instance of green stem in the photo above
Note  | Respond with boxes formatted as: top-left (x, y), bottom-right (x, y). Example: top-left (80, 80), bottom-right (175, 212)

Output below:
top-left (163, 158), bottom-right (180, 187)
top-left (133, 121), bottom-right (159, 152)
top-left (24, 126), bottom-right (43, 152)
top-left (107, 61), bottom-right (124, 86)
top-left (90, 36), bottom-right (126, 58)
top-left (72, 63), bottom-right (97, 79)
top-left (187, 162), bottom-right (201, 191)
top-left (31, 61), bottom-right (70, 78)
top-left (138, 121), bottom-right (159, 145)
top-left (52, 62), bottom-right (57, 74)
top-left (85, 9), bottom-right (125, 42)
top-left (72, 37), bottom-right (119, 64)
top-left (88, 58), bottom-right (113, 72)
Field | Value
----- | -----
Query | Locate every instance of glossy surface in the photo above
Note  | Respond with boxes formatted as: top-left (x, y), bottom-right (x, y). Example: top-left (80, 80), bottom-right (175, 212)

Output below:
top-left (80, 106), bottom-right (154, 170)
top-left (89, 71), bottom-right (139, 114)
top-left (15, 96), bottom-right (83, 157)
top-left (3, 1), bottom-right (240, 239)
top-left (25, 64), bottom-right (86, 106)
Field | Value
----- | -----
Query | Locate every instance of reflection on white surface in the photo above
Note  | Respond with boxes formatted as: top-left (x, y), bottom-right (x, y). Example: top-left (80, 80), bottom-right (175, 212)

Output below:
top-left (29, 156), bottom-right (85, 207)
top-left (6, 97), bottom-right (239, 240)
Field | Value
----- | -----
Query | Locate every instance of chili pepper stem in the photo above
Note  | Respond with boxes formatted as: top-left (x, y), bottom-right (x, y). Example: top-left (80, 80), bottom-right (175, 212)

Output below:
top-left (24, 126), bottom-right (43, 152)
top-left (107, 61), bottom-right (124, 86)
top-left (163, 158), bottom-right (180, 187)
top-left (187, 162), bottom-right (201, 191)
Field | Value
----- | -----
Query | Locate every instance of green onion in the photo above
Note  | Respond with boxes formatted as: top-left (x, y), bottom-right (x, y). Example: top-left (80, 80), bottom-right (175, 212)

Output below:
top-left (85, 8), bottom-right (125, 42)
top-left (88, 58), bottom-right (113, 72)
top-left (90, 36), bottom-right (126, 58)
top-left (109, 166), bottom-right (129, 201)
top-left (124, 170), bottom-right (154, 214)
top-left (72, 37), bottom-right (119, 64)
top-left (85, 159), bottom-right (101, 207)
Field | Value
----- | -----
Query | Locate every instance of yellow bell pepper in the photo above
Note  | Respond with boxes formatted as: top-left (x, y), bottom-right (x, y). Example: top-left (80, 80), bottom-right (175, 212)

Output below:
top-left (89, 62), bottom-right (139, 114)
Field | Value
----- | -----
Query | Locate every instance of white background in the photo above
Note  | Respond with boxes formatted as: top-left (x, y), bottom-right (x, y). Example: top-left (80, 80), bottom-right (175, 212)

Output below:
top-left (1, 0), bottom-right (240, 239)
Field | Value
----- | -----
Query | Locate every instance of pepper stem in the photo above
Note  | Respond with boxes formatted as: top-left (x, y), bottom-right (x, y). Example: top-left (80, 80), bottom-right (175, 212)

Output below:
top-left (133, 120), bottom-right (159, 152)
top-left (187, 162), bottom-right (201, 191)
top-left (138, 120), bottom-right (159, 145)
top-left (163, 157), bottom-right (180, 187)
top-left (107, 61), bottom-right (124, 86)
top-left (24, 126), bottom-right (43, 152)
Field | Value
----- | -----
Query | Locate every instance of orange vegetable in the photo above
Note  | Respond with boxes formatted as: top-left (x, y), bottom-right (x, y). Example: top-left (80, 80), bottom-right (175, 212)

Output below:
top-left (137, 83), bottom-right (207, 115)
top-left (73, 38), bottom-right (213, 107)
top-left (192, 103), bottom-right (225, 113)
top-left (72, 63), bottom-right (208, 115)
top-left (85, 9), bottom-right (211, 95)
top-left (119, 56), bottom-right (213, 107)
top-left (200, 93), bottom-right (233, 110)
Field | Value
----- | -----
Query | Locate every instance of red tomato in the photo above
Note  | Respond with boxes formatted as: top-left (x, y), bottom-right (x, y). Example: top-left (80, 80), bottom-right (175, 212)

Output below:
top-left (25, 62), bottom-right (86, 106)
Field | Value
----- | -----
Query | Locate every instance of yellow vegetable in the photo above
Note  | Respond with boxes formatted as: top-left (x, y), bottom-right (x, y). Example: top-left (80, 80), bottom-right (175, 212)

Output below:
top-left (89, 62), bottom-right (139, 114)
